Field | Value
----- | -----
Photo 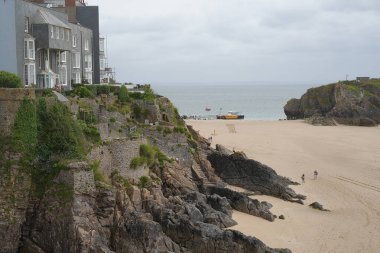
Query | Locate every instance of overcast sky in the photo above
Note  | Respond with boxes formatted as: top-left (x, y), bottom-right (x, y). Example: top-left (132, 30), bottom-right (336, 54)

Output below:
top-left (90, 0), bottom-right (380, 85)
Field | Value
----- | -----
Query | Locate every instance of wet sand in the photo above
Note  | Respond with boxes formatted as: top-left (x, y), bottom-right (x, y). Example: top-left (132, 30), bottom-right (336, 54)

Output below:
top-left (186, 120), bottom-right (380, 253)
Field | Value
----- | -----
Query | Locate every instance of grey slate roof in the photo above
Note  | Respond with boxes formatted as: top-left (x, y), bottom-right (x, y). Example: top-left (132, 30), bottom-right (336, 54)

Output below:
top-left (33, 9), bottom-right (70, 29)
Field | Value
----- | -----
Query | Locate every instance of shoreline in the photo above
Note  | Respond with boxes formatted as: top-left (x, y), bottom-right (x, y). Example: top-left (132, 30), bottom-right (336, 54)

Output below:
top-left (187, 119), bottom-right (380, 253)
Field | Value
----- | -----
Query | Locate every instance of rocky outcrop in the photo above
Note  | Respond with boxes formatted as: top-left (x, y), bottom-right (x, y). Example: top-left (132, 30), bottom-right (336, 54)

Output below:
top-left (207, 186), bottom-right (276, 221)
top-left (284, 81), bottom-right (380, 126)
top-left (208, 151), bottom-right (305, 204)
top-left (1, 89), bottom-right (298, 252)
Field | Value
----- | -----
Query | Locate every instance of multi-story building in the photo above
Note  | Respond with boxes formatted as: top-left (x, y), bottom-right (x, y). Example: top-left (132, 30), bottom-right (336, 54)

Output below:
top-left (0, 0), bottom-right (101, 89)
top-left (99, 37), bottom-right (115, 84)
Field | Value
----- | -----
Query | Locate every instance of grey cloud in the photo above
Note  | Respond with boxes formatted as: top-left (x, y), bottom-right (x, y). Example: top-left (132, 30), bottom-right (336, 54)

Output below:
top-left (91, 0), bottom-right (380, 83)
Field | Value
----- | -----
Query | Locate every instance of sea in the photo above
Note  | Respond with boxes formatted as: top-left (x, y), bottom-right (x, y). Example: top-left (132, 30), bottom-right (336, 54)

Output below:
top-left (154, 83), bottom-right (317, 120)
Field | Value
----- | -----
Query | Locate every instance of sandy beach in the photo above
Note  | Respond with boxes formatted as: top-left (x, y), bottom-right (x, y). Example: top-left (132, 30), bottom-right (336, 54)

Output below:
top-left (186, 120), bottom-right (380, 253)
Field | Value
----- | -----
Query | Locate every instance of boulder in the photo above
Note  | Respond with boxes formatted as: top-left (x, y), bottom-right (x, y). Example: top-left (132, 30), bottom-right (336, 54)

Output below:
top-left (309, 202), bottom-right (330, 212)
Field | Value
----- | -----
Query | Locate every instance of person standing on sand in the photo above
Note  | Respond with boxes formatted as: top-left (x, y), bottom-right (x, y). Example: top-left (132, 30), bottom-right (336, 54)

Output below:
top-left (314, 170), bottom-right (318, 180)
top-left (301, 174), bottom-right (305, 183)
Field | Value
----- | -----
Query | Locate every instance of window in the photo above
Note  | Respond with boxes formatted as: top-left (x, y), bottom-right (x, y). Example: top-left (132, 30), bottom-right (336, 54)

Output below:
top-left (28, 41), bottom-right (35, 59)
top-left (85, 71), bottom-right (92, 84)
top-left (24, 17), bottom-right (29, 33)
top-left (56, 26), bottom-right (59, 39)
top-left (100, 57), bottom-right (105, 70)
top-left (60, 51), bottom-right (66, 62)
top-left (85, 39), bottom-right (89, 51)
top-left (72, 35), bottom-right (77, 47)
top-left (72, 52), bottom-right (80, 68)
top-left (99, 39), bottom-right (104, 52)
top-left (73, 72), bottom-right (81, 84)
top-left (66, 30), bottom-right (70, 41)
top-left (84, 54), bottom-right (92, 70)
top-left (50, 25), bottom-right (54, 38)
top-left (24, 39), bottom-right (35, 60)
top-left (59, 65), bottom-right (67, 85)
top-left (60, 28), bottom-right (64, 40)
top-left (38, 51), bottom-right (42, 69)
top-left (24, 41), bottom-right (28, 59)
top-left (24, 63), bottom-right (36, 86)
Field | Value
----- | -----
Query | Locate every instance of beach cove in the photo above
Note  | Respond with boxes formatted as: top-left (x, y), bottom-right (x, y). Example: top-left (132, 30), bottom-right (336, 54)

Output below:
top-left (187, 120), bottom-right (380, 253)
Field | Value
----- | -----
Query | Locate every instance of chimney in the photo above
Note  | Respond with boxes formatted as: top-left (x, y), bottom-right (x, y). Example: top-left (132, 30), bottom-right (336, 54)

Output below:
top-left (65, 0), bottom-right (77, 23)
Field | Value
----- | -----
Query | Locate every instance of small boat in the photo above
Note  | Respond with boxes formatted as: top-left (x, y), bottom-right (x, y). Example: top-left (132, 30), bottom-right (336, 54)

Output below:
top-left (217, 111), bottom-right (244, 120)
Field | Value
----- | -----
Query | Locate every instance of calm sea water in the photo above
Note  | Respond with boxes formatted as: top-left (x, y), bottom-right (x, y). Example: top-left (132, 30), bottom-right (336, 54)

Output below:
top-left (154, 83), bottom-right (315, 120)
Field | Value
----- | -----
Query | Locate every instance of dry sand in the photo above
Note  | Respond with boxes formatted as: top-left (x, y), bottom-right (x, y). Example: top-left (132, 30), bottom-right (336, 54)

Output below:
top-left (186, 120), bottom-right (380, 253)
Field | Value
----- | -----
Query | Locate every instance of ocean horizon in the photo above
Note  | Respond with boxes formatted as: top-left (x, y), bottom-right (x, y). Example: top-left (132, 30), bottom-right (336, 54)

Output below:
top-left (154, 82), bottom-right (317, 120)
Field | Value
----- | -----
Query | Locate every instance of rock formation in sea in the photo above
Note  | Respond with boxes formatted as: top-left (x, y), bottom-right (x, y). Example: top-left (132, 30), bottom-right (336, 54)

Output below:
top-left (0, 86), bottom-right (297, 253)
top-left (284, 79), bottom-right (380, 126)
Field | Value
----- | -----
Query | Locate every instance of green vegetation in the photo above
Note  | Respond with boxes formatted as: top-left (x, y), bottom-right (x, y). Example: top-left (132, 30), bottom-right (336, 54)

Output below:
top-left (37, 98), bottom-right (86, 160)
top-left (118, 85), bottom-right (129, 104)
top-left (11, 99), bottom-right (37, 156)
top-left (71, 85), bottom-right (95, 98)
top-left (78, 121), bottom-right (101, 144)
top-left (345, 84), bottom-right (361, 96)
top-left (138, 176), bottom-right (150, 188)
top-left (0, 70), bottom-right (23, 88)
top-left (111, 170), bottom-right (131, 190)
top-left (90, 160), bottom-right (104, 182)
top-left (130, 143), bottom-right (171, 169)
top-left (97, 85), bottom-right (110, 95)
top-left (132, 104), bottom-right (142, 119)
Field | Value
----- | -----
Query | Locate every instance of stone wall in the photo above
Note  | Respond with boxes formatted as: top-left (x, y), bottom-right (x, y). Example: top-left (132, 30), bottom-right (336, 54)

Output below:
top-left (88, 138), bottom-right (149, 181)
top-left (0, 88), bottom-right (35, 136)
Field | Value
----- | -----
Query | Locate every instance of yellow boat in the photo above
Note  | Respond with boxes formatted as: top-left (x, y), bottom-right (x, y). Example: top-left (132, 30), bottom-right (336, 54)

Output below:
top-left (217, 111), bottom-right (244, 120)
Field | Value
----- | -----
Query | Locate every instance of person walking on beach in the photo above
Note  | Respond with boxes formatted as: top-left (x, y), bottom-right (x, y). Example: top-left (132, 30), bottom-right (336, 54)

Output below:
top-left (314, 170), bottom-right (318, 180)
top-left (301, 174), bottom-right (305, 183)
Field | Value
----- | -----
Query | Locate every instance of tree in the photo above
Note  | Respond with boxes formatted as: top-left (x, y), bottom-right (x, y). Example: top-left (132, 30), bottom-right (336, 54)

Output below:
top-left (0, 70), bottom-right (23, 88)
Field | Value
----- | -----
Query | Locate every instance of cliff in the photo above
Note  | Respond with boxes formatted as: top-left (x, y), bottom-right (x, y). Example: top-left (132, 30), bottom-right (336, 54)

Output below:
top-left (284, 79), bottom-right (380, 126)
top-left (0, 85), bottom-right (297, 253)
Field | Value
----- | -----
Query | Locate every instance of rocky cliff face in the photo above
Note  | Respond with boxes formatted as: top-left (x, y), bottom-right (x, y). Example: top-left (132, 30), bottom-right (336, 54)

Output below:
top-left (0, 87), bottom-right (299, 253)
top-left (284, 80), bottom-right (380, 126)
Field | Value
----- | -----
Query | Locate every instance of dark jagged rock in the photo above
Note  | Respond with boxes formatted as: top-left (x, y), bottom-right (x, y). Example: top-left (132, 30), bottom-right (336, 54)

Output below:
top-left (208, 151), bottom-right (306, 204)
top-left (215, 144), bottom-right (234, 156)
top-left (207, 186), bottom-right (276, 221)
top-left (279, 215), bottom-right (285, 220)
top-left (309, 202), bottom-right (330, 212)
top-left (284, 81), bottom-right (380, 126)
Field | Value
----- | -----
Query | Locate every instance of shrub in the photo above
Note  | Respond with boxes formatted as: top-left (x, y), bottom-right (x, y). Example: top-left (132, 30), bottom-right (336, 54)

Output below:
top-left (138, 176), bottom-right (150, 188)
top-left (118, 85), bottom-right (129, 104)
top-left (130, 144), bottom-right (171, 169)
top-left (133, 105), bottom-right (142, 119)
top-left (78, 121), bottom-right (101, 144)
top-left (0, 70), bottom-right (23, 88)
top-left (72, 86), bottom-right (95, 98)
top-left (37, 98), bottom-right (86, 160)
top-left (130, 156), bottom-right (146, 169)
top-left (163, 127), bottom-right (172, 135)
top-left (97, 85), bottom-right (110, 95)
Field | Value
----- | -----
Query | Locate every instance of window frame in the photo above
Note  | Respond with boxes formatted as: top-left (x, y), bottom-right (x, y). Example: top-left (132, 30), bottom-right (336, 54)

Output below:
top-left (85, 39), bottom-right (89, 51)
top-left (24, 38), bottom-right (35, 60)
top-left (24, 17), bottom-right (29, 33)
top-left (72, 35), bottom-right (77, 47)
